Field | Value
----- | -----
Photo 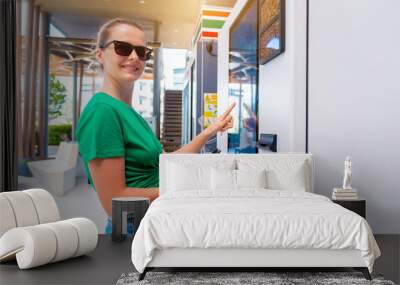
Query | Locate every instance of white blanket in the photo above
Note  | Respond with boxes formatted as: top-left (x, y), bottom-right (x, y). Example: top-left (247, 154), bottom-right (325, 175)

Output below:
top-left (131, 190), bottom-right (380, 273)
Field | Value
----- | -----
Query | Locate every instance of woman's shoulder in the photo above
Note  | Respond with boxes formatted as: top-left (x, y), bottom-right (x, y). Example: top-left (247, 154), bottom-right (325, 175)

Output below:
top-left (78, 94), bottom-right (123, 130)
top-left (76, 94), bottom-right (124, 138)
top-left (82, 93), bottom-right (122, 116)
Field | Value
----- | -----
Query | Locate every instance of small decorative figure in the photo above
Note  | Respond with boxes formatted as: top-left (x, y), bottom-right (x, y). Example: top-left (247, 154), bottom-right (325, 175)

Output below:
top-left (342, 156), bottom-right (352, 190)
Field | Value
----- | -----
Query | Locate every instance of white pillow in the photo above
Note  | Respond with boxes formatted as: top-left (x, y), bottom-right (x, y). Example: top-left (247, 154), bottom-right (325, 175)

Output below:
top-left (211, 168), bottom-right (236, 190)
top-left (167, 160), bottom-right (235, 192)
top-left (167, 163), bottom-right (209, 191)
top-left (211, 169), bottom-right (267, 190)
top-left (236, 169), bottom-right (267, 189)
top-left (237, 158), bottom-right (310, 191)
top-left (266, 161), bottom-right (307, 191)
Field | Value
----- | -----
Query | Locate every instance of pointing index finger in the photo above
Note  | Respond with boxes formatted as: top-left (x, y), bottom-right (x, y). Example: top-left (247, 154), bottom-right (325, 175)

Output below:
top-left (221, 102), bottom-right (236, 119)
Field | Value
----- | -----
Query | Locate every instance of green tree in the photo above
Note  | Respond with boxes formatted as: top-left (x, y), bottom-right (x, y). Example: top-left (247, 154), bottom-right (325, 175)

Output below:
top-left (49, 75), bottom-right (67, 119)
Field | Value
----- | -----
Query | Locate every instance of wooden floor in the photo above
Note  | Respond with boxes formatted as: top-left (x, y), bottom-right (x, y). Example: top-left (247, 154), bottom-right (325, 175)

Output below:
top-left (0, 235), bottom-right (398, 285)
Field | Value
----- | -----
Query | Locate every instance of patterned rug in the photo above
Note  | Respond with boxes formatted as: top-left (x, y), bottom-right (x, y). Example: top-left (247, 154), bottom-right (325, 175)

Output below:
top-left (116, 271), bottom-right (396, 285)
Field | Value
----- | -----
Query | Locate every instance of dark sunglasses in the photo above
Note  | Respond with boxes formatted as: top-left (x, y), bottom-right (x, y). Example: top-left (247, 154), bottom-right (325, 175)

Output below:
top-left (100, 40), bottom-right (152, 61)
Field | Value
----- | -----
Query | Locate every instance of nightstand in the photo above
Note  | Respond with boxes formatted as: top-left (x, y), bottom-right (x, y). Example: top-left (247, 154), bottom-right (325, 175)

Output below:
top-left (332, 198), bottom-right (366, 219)
top-left (112, 197), bottom-right (150, 242)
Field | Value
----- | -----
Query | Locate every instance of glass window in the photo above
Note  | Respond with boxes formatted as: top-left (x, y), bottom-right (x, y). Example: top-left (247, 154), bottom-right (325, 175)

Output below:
top-left (228, 0), bottom-right (258, 153)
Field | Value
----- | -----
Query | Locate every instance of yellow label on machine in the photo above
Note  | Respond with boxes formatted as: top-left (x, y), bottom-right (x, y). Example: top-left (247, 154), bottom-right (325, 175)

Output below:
top-left (204, 93), bottom-right (218, 128)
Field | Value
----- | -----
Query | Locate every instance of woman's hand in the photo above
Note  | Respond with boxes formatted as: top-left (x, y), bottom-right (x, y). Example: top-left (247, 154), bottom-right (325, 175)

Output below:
top-left (205, 102), bottom-right (236, 137)
top-left (172, 102), bottom-right (236, 154)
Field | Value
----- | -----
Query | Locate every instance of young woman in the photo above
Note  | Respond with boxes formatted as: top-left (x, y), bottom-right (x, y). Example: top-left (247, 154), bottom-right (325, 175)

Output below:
top-left (76, 18), bottom-right (235, 224)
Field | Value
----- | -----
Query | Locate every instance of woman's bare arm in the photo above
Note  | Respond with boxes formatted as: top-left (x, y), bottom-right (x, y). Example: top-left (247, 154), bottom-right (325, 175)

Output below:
top-left (89, 157), bottom-right (158, 217)
top-left (89, 103), bottom-right (236, 215)
top-left (173, 129), bottom-right (212, 154)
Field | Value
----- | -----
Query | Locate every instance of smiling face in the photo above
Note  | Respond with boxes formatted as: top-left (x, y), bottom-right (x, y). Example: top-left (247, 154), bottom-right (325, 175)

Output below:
top-left (96, 23), bottom-right (147, 83)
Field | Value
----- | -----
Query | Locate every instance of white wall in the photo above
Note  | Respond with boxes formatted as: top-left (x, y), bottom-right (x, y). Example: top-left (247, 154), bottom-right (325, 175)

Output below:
top-left (259, 0), bottom-right (307, 152)
top-left (309, 0), bottom-right (400, 233)
top-left (218, 0), bottom-right (400, 233)
top-left (218, 0), bottom-right (307, 152)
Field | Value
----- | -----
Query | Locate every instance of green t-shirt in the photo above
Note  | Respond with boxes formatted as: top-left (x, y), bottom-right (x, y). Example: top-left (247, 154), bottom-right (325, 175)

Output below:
top-left (76, 92), bottom-right (163, 189)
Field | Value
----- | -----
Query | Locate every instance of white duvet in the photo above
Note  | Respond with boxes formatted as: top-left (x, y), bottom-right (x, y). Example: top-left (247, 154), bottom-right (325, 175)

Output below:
top-left (131, 190), bottom-right (380, 273)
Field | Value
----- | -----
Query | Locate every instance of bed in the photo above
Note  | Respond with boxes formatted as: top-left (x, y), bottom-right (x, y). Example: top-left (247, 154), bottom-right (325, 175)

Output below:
top-left (131, 154), bottom-right (380, 280)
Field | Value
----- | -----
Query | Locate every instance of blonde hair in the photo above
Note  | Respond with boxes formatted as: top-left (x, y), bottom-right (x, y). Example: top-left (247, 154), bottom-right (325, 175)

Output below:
top-left (96, 17), bottom-right (143, 49)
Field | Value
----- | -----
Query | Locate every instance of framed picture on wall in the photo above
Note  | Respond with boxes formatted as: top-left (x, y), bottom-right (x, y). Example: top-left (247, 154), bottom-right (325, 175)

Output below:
top-left (259, 0), bottom-right (285, 64)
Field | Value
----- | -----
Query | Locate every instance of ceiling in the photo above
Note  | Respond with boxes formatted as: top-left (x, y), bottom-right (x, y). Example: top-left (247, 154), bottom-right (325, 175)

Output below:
top-left (35, 0), bottom-right (237, 49)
